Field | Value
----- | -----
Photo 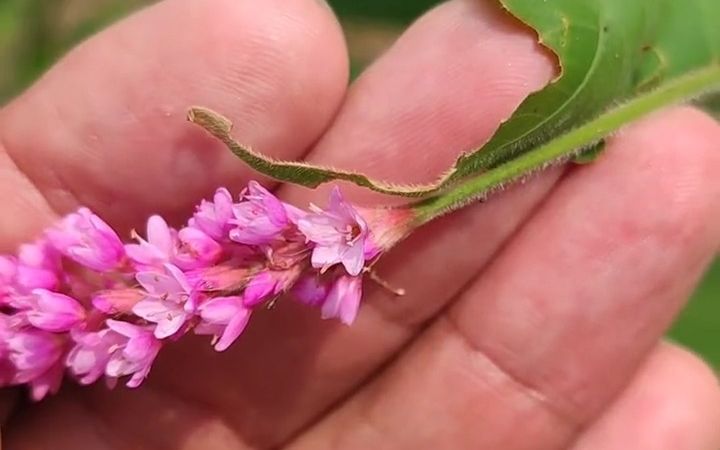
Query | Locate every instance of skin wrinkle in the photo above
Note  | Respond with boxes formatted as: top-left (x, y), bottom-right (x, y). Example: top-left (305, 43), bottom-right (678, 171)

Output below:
top-left (83, 381), bottom-right (251, 450)
top-left (439, 314), bottom-right (579, 435)
top-left (0, 74), bottom-right (93, 217)
top-left (73, 391), bottom-right (132, 450)
top-left (0, 138), bottom-right (63, 250)
top-left (7, 399), bottom-right (116, 450)
top-left (144, 373), bottom-right (251, 448)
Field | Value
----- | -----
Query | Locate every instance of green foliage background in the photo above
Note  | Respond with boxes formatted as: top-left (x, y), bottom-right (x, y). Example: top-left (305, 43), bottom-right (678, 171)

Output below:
top-left (0, 0), bottom-right (717, 367)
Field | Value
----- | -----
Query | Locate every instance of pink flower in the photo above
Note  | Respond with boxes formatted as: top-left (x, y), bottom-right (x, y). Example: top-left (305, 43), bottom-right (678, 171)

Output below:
top-left (298, 187), bottom-right (370, 276)
top-left (126, 216), bottom-right (222, 271)
top-left (125, 215), bottom-right (174, 268)
top-left (243, 268), bottom-right (301, 307)
top-left (229, 182), bottom-right (292, 245)
top-left (92, 288), bottom-right (144, 315)
top-left (292, 275), bottom-right (328, 306)
top-left (45, 208), bottom-right (125, 271)
top-left (321, 275), bottom-right (363, 325)
top-left (7, 329), bottom-right (64, 396)
top-left (18, 240), bottom-right (60, 273)
top-left (196, 296), bottom-right (251, 351)
top-left (66, 328), bottom-right (125, 385)
top-left (14, 241), bottom-right (60, 291)
top-left (14, 265), bottom-right (58, 292)
top-left (190, 187), bottom-right (235, 240)
top-left (173, 227), bottom-right (222, 270)
top-left (26, 289), bottom-right (86, 332)
top-left (132, 264), bottom-right (195, 339)
top-left (104, 320), bottom-right (161, 388)
top-left (185, 263), bottom-right (253, 293)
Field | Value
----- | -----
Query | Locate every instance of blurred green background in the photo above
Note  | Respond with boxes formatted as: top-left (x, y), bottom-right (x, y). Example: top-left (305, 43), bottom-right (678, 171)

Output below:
top-left (1, 0), bottom-right (717, 366)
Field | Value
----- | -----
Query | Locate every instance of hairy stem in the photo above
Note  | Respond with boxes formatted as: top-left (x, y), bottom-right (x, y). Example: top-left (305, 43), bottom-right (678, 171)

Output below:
top-left (412, 65), bottom-right (720, 224)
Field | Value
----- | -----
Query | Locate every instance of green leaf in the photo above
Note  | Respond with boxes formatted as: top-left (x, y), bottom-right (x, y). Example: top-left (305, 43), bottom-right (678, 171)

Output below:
top-left (191, 0), bottom-right (720, 197)
top-left (445, 0), bottom-right (720, 181)
top-left (412, 65), bottom-right (720, 222)
top-left (187, 107), bottom-right (431, 196)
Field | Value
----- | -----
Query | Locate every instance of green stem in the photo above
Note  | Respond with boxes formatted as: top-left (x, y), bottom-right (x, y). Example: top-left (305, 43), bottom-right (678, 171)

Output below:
top-left (412, 65), bottom-right (720, 224)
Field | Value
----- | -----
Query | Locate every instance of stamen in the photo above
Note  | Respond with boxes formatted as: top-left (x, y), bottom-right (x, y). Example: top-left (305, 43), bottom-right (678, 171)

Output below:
top-left (266, 296), bottom-right (280, 309)
top-left (366, 269), bottom-right (405, 297)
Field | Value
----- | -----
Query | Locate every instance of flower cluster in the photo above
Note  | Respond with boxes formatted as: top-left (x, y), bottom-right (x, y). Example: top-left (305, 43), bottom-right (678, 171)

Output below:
top-left (0, 183), bottom-right (409, 400)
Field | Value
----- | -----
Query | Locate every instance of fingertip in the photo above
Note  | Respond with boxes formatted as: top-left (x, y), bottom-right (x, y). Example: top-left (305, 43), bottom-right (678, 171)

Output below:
top-left (572, 343), bottom-right (720, 450)
top-left (0, 0), bottom-right (349, 233)
top-left (293, 0), bottom-right (556, 195)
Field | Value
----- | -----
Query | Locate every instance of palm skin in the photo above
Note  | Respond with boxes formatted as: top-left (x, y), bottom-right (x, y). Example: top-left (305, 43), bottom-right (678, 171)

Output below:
top-left (0, 0), bottom-right (719, 448)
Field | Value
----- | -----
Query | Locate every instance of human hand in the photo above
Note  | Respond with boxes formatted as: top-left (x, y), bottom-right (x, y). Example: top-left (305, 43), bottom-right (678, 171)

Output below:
top-left (1, 0), bottom-right (719, 448)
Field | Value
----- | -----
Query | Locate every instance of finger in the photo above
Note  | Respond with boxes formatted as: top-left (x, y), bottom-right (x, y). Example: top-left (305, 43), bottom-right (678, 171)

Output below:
top-left (0, 0), bottom-right (347, 247)
top-left (448, 106), bottom-right (720, 422)
top-left (571, 343), bottom-right (720, 450)
top-left (0, 388), bottom-right (18, 424)
top-left (287, 107), bottom-right (720, 449)
top-left (147, 0), bottom-right (556, 445)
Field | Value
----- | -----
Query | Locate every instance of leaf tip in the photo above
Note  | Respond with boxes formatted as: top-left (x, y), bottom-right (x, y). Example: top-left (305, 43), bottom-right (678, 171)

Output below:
top-left (187, 106), bottom-right (233, 136)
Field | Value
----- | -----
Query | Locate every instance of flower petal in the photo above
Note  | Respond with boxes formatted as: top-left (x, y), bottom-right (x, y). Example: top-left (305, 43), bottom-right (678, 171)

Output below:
top-left (321, 276), bottom-right (362, 325)
top-left (199, 296), bottom-right (243, 323)
top-left (215, 309), bottom-right (251, 352)
top-left (310, 243), bottom-right (345, 271)
top-left (340, 241), bottom-right (365, 277)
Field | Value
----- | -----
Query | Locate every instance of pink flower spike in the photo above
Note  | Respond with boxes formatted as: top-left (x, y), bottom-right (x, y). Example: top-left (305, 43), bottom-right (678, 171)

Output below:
top-left (292, 275), bottom-right (328, 306)
top-left (104, 320), bottom-right (161, 388)
top-left (125, 215), bottom-right (175, 268)
top-left (133, 264), bottom-right (195, 339)
top-left (298, 187), bottom-right (369, 276)
top-left (197, 296), bottom-right (251, 351)
top-left (321, 275), bottom-right (362, 325)
top-left (229, 181), bottom-right (291, 245)
top-left (66, 328), bottom-right (124, 385)
top-left (174, 227), bottom-right (222, 270)
top-left (27, 289), bottom-right (86, 332)
top-left (46, 208), bottom-right (124, 271)
top-left (190, 187), bottom-right (234, 240)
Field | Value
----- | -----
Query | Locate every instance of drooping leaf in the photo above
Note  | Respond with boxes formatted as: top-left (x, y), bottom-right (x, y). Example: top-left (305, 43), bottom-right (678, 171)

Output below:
top-left (187, 108), bottom-right (432, 196)
top-left (191, 0), bottom-right (720, 197)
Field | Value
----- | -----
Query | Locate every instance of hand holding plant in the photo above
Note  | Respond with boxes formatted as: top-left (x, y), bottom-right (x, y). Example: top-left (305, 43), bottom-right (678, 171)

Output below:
top-left (0, 0), bottom-right (719, 448)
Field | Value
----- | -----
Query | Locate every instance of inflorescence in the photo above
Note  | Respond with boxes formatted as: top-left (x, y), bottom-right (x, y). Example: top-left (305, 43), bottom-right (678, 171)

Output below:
top-left (0, 182), bottom-right (408, 400)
